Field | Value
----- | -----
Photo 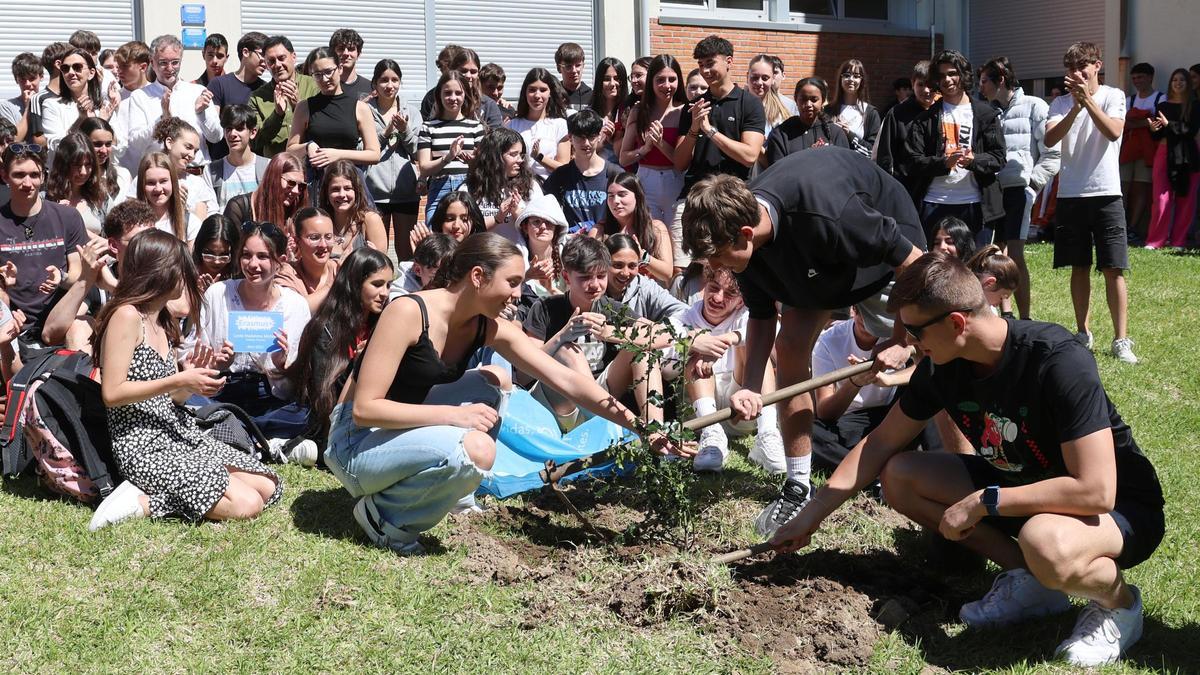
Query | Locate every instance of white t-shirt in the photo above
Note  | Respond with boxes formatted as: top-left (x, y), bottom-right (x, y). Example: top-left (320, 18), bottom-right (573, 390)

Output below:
top-left (154, 211), bottom-right (201, 242)
top-left (680, 301), bottom-right (747, 375)
top-left (924, 99), bottom-right (981, 205)
top-left (811, 319), bottom-right (895, 414)
top-left (1130, 90), bottom-right (1164, 114)
top-left (1048, 84), bottom-right (1126, 198)
top-left (388, 260), bottom-right (423, 299)
top-left (217, 158), bottom-right (260, 209)
top-left (191, 279), bottom-right (312, 399)
top-left (504, 116), bottom-right (569, 181)
top-left (836, 103), bottom-right (865, 139)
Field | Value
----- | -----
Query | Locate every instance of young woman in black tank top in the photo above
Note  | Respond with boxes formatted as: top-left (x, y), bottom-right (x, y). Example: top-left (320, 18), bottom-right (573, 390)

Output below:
top-left (286, 48), bottom-right (380, 201)
top-left (324, 233), bottom-right (689, 555)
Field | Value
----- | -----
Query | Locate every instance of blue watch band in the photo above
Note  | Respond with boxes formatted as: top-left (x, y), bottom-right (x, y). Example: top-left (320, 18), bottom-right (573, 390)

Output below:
top-left (982, 485), bottom-right (1001, 517)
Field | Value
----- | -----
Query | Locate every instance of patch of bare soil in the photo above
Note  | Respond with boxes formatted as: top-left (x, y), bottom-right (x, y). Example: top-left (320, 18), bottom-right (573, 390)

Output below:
top-left (441, 496), bottom-right (964, 671)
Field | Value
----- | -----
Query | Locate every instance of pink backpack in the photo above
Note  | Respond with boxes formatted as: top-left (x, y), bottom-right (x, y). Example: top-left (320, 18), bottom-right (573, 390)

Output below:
top-left (2, 350), bottom-right (116, 503)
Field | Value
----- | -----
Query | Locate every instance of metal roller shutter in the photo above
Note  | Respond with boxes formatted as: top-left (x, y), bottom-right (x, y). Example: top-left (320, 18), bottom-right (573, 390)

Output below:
top-left (0, 1), bottom-right (135, 99)
top-left (434, 0), bottom-right (597, 100)
top-left (241, 0), bottom-right (430, 99)
top-left (968, 0), bottom-right (1106, 82)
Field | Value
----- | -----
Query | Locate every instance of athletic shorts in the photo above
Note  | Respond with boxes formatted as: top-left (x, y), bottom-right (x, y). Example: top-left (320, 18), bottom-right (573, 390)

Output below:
top-left (1052, 195), bottom-right (1130, 270)
top-left (1000, 186), bottom-right (1035, 242)
top-left (958, 454), bottom-right (1164, 569)
top-left (713, 371), bottom-right (755, 436)
top-left (1119, 160), bottom-right (1153, 183)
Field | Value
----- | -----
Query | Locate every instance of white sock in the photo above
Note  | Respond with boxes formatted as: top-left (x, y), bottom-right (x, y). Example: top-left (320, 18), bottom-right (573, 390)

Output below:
top-left (756, 403), bottom-right (778, 433)
top-left (786, 454), bottom-right (811, 486)
top-left (694, 396), bottom-right (717, 417)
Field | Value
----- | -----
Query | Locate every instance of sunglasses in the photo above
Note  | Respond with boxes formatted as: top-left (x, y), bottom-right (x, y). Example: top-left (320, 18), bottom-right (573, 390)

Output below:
top-left (62, 62), bottom-right (89, 74)
top-left (901, 307), bottom-right (974, 341)
top-left (200, 253), bottom-right (232, 264)
top-left (6, 143), bottom-right (44, 156)
top-left (242, 220), bottom-right (283, 237)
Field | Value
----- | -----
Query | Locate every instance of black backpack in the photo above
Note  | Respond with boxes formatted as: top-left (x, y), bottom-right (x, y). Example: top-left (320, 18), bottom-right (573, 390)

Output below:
top-left (1, 349), bottom-right (117, 502)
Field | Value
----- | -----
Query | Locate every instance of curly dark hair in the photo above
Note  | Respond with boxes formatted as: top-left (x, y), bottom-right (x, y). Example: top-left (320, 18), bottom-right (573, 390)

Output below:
top-left (466, 127), bottom-right (534, 209)
top-left (932, 50), bottom-right (975, 94)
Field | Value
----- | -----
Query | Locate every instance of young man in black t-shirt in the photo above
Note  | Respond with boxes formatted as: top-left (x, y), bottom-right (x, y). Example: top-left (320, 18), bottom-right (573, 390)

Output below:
top-left (542, 109), bottom-right (621, 236)
top-left (670, 35), bottom-right (765, 268)
top-left (682, 146), bottom-right (924, 538)
top-left (555, 42), bottom-right (592, 114)
top-left (770, 252), bottom-right (1164, 668)
top-left (0, 144), bottom-right (85, 357)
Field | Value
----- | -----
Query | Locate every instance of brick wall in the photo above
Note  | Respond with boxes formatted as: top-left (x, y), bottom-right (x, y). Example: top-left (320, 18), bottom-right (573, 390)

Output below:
top-left (650, 19), bottom-right (941, 103)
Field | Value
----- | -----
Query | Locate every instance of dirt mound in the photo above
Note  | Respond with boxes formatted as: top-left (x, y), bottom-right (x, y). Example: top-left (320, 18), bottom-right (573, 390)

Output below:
top-left (723, 575), bottom-right (880, 670)
top-left (606, 559), bottom-right (719, 626)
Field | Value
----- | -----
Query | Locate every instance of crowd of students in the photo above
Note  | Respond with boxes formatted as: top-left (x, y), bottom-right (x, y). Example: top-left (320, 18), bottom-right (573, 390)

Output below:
top-left (0, 26), bottom-right (1171, 668)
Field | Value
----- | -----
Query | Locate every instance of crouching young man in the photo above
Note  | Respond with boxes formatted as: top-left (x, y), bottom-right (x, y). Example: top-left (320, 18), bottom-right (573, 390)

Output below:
top-left (682, 145), bottom-right (925, 538)
top-left (770, 252), bottom-right (1164, 667)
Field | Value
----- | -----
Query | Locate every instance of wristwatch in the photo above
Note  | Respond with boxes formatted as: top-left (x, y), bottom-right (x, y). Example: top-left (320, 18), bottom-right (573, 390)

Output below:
top-left (981, 485), bottom-right (1001, 517)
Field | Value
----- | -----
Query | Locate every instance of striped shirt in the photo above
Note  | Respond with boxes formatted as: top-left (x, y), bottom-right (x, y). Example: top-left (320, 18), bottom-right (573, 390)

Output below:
top-left (418, 117), bottom-right (485, 177)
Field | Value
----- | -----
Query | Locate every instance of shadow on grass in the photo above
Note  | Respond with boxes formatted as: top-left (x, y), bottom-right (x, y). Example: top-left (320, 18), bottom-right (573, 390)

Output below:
top-left (2, 471), bottom-right (88, 504)
top-left (289, 486), bottom-right (359, 541)
top-left (731, 541), bottom-right (1200, 672)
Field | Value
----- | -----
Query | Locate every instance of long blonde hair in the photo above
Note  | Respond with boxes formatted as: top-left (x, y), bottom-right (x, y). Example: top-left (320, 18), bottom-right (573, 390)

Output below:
top-left (136, 152), bottom-right (186, 242)
top-left (749, 54), bottom-right (790, 127)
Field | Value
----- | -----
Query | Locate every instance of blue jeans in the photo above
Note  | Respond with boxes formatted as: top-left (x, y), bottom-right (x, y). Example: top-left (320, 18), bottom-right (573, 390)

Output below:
top-left (324, 369), bottom-right (508, 542)
top-left (424, 173), bottom-right (466, 224)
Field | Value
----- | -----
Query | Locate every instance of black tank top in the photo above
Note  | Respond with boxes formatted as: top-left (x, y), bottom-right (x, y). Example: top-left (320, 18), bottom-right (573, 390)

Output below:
top-left (353, 294), bottom-right (488, 404)
top-left (305, 92), bottom-right (360, 150)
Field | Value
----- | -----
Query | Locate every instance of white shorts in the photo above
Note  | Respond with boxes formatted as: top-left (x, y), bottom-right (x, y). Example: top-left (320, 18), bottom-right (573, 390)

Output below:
top-left (714, 371), bottom-right (755, 436)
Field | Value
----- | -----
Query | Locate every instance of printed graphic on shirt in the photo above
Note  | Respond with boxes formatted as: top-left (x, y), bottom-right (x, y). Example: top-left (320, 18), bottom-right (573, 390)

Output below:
top-left (955, 401), bottom-right (1054, 475)
top-left (942, 114), bottom-right (971, 154)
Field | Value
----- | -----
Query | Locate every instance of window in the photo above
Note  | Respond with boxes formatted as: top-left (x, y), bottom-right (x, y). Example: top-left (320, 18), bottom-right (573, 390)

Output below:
top-left (791, 0), bottom-right (887, 20)
top-left (790, 0), bottom-right (834, 15)
top-left (663, 0), bottom-right (769, 12)
top-left (843, 0), bottom-right (887, 20)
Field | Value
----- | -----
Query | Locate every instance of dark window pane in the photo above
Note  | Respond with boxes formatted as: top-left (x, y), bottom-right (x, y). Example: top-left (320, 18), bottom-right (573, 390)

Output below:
top-left (791, 0), bottom-right (835, 15)
top-left (667, 0), bottom-right (706, 4)
top-left (844, 0), bottom-right (888, 19)
top-left (717, 0), bottom-right (766, 9)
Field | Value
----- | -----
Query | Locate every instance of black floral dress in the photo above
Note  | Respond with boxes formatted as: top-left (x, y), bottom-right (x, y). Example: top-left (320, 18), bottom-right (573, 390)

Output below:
top-left (106, 323), bottom-right (283, 521)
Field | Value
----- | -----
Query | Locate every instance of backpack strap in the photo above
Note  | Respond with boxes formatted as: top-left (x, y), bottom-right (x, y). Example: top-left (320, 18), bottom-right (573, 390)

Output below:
top-left (1, 349), bottom-right (73, 476)
top-left (35, 379), bottom-right (116, 498)
top-left (195, 402), bottom-right (274, 461)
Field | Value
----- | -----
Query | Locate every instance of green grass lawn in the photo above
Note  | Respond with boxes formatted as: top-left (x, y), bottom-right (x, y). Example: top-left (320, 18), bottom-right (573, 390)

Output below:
top-left (1, 244), bottom-right (1197, 673)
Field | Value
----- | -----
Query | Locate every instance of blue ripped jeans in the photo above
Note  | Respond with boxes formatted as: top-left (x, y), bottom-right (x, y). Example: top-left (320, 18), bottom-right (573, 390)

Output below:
top-left (324, 369), bottom-right (508, 542)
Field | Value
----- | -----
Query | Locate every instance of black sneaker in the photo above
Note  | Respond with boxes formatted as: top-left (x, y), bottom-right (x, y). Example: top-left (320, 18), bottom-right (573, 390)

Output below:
top-left (753, 477), bottom-right (810, 539)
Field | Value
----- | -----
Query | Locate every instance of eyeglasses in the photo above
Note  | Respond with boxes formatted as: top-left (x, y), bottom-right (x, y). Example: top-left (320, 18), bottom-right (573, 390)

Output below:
top-left (313, 66), bottom-right (339, 80)
top-left (901, 307), bottom-right (974, 341)
top-left (200, 253), bottom-right (232, 264)
top-left (155, 60), bottom-right (182, 69)
top-left (62, 62), bottom-right (88, 74)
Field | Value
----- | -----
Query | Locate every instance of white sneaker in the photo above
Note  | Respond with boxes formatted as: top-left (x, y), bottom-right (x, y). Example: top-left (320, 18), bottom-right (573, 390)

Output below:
top-left (286, 439), bottom-right (319, 467)
top-left (1111, 338), bottom-right (1138, 364)
top-left (1055, 586), bottom-right (1144, 667)
top-left (959, 568), bottom-right (1072, 629)
top-left (693, 426), bottom-right (728, 473)
top-left (748, 427), bottom-right (787, 474)
top-left (352, 498), bottom-right (424, 556)
top-left (1075, 331), bottom-right (1094, 350)
top-left (88, 481), bottom-right (148, 531)
top-left (449, 493), bottom-right (485, 515)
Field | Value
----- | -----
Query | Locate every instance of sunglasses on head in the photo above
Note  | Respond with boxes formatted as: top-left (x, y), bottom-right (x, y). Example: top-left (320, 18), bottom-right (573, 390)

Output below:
top-left (6, 143), bottom-right (44, 156)
top-left (241, 220), bottom-right (283, 237)
top-left (901, 307), bottom-right (974, 341)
